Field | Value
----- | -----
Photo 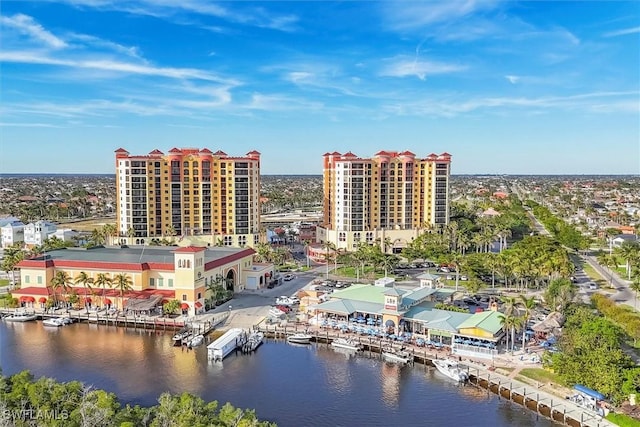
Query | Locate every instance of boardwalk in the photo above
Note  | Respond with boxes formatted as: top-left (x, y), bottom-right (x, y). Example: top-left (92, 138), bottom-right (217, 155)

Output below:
top-left (258, 323), bottom-right (614, 427)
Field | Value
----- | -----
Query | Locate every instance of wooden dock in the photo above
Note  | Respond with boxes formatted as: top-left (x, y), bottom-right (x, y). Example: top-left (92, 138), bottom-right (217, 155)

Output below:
top-left (258, 324), bottom-right (614, 427)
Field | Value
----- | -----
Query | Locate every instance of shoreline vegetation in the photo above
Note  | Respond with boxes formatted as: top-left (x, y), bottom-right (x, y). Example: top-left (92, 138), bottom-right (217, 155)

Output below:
top-left (0, 370), bottom-right (276, 427)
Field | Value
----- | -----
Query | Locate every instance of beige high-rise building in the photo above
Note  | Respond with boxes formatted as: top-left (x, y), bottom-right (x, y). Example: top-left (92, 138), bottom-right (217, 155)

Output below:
top-left (317, 150), bottom-right (451, 253)
top-left (115, 147), bottom-right (261, 248)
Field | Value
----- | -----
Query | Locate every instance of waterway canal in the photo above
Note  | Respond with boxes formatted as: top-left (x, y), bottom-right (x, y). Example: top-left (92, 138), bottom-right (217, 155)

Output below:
top-left (0, 321), bottom-right (558, 426)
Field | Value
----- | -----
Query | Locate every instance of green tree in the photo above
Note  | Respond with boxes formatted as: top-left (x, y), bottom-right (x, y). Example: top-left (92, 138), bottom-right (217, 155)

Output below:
top-left (74, 271), bottom-right (94, 314)
top-left (112, 273), bottom-right (133, 310)
top-left (163, 299), bottom-right (181, 317)
top-left (94, 273), bottom-right (112, 307)
top-left (50, 270), bottom-right (73, 306)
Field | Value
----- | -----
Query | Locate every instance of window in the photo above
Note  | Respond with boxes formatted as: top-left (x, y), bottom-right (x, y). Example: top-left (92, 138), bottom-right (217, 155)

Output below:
top-left (37, 276), bottom-right (42, 284)
top-left (197, 292), bottom-right (202, 299)
top-left (158, 278), bottom-right (164, 287)
top-left (150, 278), bottom-right (155, 287)
top-left (25, 275), bottom-right (30, 284)
top-left (182, 294), bottom-right (187, 301)
top-left (168, 279), bottom-right (173, 287)
top-left (339, 232), bottom-right (346, 242)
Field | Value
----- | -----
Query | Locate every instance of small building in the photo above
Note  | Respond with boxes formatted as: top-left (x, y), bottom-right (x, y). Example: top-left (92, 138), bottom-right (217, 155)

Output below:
top-left (23, 220), bottom-right (57, 247)
top-left (416, 272), bottom-right (441, 289)
top-left (1, 221), bottom-right (25, 248)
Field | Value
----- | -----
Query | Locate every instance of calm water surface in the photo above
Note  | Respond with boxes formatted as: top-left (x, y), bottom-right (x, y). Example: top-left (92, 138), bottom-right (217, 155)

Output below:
top-left (0, 321), bottom-right (557, 427)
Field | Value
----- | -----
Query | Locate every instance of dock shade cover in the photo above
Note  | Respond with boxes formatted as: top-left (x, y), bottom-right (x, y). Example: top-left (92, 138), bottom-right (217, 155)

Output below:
top-left (181, 303), bottom-right (189, 310)
top-left (573, 384), bottom-right (605, 401)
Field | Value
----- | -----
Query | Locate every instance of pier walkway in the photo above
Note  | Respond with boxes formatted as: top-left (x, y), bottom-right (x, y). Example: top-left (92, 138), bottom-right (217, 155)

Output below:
top-left (258, 323), bottom-right (614, 427)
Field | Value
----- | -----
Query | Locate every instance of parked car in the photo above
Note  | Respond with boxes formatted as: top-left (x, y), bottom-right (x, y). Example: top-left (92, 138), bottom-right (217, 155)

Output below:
top-left (283, 274), bottom-right (295, 281)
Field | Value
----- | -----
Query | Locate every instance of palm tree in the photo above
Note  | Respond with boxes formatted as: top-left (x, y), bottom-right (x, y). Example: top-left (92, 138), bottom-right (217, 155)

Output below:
top-left (615, 241), bottom-right (640, 280)
top-left (322, 241), bottom-right (336, 279)
top-left (102, 223), bottom-right (117, 245)
top-left (630, 273), bottom-right (640, 310)
top-left (50, 271), bottom-right (73, 308)
top-left (112, 273), bottom-right (134, 310)
top-left (519, 295), bottom-right (537, 349)
top-left (94, 273), bottom-right (112, 307)
top-left (74, 271), bottom-right (94, 314)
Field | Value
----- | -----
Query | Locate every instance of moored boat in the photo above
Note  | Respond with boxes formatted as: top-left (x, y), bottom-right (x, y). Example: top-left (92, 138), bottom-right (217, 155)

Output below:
top-left (382, 348), bottom-right (413, 365)
top-left (242, 331), bottom-right (264, 353)
top-left (287, 333), bottom-right (313, 344)
top-left (188, 334), bottom-right (205, 348)
top-left (331, 338), bottom-right (362, 352)
top-left (432, 358), bottom-right (469, 382)
top-left (42, 317), bottom-right (65, 327)
top-left (172, 328), bottom-right (191, 343)
top-left (4, 310), bottom-right (37, 322)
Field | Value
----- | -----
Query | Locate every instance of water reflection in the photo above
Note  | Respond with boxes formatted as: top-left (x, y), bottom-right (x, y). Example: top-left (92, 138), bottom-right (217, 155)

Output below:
top-left (0, 322), bottom-right (558, 427)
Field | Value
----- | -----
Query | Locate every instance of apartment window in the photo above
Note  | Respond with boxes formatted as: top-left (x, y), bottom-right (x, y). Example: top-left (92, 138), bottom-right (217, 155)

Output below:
top-left (158, 278), bottom-right (164, 287)
top-left (197, 292), bottom-right (202, 299)
top-left (168, 279), bottom-right (173, 287)
top-left (182, 294), bottom-right (187, 301)
top-left (37, 276), bottom-right (42, 284)
top-left (150, 278), bottom-right (155, 287)
top-left (25, 275), bottom-right (30, 284)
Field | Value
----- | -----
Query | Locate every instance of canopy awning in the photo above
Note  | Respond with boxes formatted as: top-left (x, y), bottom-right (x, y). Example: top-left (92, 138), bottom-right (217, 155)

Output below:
top-left (104, 298), bottom-right (112, 305)
top-left (181, 303), bottom-right (189, 310)
top-left (85, 297), bottom-right (92, 303)
top-left (20, 296), bottom-right (35, 302)
top-left (195, 301), bottom-right (203, 308)
top-left (38, 297), bottom-right (47, 303)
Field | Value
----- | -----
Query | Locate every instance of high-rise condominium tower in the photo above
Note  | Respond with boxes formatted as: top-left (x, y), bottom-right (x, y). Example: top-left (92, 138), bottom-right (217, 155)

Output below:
top-left (115, 148), bottom-right (261, 247)
top-left (317, 150), bottom-right (451, 253)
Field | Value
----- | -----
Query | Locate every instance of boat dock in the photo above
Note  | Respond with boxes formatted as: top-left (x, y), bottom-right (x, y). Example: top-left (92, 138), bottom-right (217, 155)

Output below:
top-left (207, 328), bottom-right (248, 361)
top-left (258, 324), bottom-right (614, 427)
top-left (0, 308), bottom-right (229, 335)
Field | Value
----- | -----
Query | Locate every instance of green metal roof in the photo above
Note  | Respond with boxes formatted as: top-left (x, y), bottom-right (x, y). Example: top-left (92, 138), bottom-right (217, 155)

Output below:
top-left (402, 287), bottom-right (437, 307)
top-left (330, 284), bottom-right (388, 304)
top-left (310, 299), bottom-right (384, 315)
top-left (383, 287), bottom-right (406, 297)
top-left (456, 310), bottom-right (504, 335)
top-left (404, 305), bottom-right (472, 332)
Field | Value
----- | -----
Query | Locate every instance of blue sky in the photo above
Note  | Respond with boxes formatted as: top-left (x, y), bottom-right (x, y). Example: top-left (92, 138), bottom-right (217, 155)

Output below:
top-left (1, 1), bottom-right (638, 175)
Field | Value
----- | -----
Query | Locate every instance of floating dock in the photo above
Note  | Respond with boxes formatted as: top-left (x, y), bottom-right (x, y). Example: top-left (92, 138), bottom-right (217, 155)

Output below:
top-left (207, 328), bottom-right (247, 361)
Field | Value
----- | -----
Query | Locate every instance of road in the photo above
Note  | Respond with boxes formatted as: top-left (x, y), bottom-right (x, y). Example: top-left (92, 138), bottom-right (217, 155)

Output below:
top-left (525, 201), bottom-right (633, 307)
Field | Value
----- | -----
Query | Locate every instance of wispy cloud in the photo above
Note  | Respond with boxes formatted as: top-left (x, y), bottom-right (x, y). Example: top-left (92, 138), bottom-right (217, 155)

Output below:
top-left (603, 26), bottom-right (640, 38)
top-left (0, 122), bottom-right (66, 128)
top-left (380, 57), bottom-right (467, 80)
top-left (0, 13), bottom-right (67, 48)
top-left (0, 50), bottom-right (237, 84)
top-left (66, 33), bottom-right (143, 59)
top-left (382, 0), bottom-right (503, 30)
top-left (505, 75), bottom-right (520, 84)
top-left (57, 0), bottom-right (299, 31)
top-left (383, 91), bottom-right (640, 117)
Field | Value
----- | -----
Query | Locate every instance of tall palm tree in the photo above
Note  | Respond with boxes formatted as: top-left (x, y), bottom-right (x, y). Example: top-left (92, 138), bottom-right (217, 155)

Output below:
top-left (74, 271), bottom-right (94, 314)
top-left (94, 273), bottom-right (112, 307)
top-left (50, 271), bottom-right (73, 307)
top-left (615, 241), bottom-right (640, 280)
top-left (630, 273), bottom-right (640, 310)
top-left (112, 273), bottom-right (134, 310)
top-left (102, 223), bottom-right (117, 245)
top-left (322, 241), bottom-right (336, 279)
top-left (519, 295), bottom-right (537, 349)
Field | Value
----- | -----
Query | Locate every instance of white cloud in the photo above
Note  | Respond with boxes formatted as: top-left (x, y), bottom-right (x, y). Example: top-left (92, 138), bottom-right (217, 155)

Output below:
top-left (0, 14), bottom-right (67, 49)
top-left (382, 0), bottom-right (502, 30)
top-left (381, 58), bottom-right (467, 80)
top-left (67, 33), bottom-right (142, 58)
top-left (505, 75), bottom-right (520, 84)
top-left (603, 26), bottom-right (640, 38)
top-left (0, 50), bottom-right (237, 84)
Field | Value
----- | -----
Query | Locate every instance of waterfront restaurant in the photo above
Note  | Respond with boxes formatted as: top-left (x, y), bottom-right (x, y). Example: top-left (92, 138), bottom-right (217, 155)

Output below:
top-left (308, 284), bottom-right (504, 360)
top-left (13, 245), bottom-right (272, 316)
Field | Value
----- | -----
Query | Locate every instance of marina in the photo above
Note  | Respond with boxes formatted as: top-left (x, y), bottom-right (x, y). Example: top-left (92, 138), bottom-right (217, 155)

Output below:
top-left (207, 328), bottom-right (248, 361)
top-left (0, 320), bottom-right (558, 427)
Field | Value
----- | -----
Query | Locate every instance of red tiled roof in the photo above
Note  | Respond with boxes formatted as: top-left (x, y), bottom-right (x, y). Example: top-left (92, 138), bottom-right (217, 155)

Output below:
top-left (374, 150), bottom-right (389, 156)
top-left (246, 150), bottom-right (261, 155)
top-left (400, 150), bottom-right (415, 156)
top-left (149, 149), bottom-right (164, 155)
top-left (173, 246), bottom-right (206, 253)
top-left (168, 147), bottom-right (182, 153)
top-left (200, 148), bottom-right (213, 153)
top-left (114, 148), bottom-right (129, 153)
top-left (205, 248), bottom-right (255, 270)
top-left (11, 287), bottom-right (51, 296)
top-left (342, 151), bottom-right (357, 157)
top-left (213, 150), bottom-right (227, 156)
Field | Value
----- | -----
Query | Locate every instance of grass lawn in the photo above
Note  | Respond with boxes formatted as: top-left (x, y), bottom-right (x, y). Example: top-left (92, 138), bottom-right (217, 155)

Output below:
top-left (518, 367), bottom-right (561, 384)
top-left (606, 413), bottom-right (640, 427)
top-left (58, 217), bottom-right (115, 232)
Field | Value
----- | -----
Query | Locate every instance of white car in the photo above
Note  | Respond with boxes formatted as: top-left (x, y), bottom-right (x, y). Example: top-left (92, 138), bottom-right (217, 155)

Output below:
top-left (588, 283), bottom-right (598, 290)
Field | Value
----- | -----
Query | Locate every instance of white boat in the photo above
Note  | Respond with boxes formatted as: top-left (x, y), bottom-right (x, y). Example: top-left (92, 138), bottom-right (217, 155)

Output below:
top-left (287, 333), bottom-right (313, 344)
top-left (242, 331), bottom-right (264, 353)
top-left (208, 328), bottom-right (247, 361)
top-left (432, 358), bottom-right (469, 382)
top-left (172, 328), bottom-right (191, 342)
top-left (42, 317), bottom-right (65, 327)
top-left (382, 348), bottom-right (413, 365)
top-left (4, 311), bottom-right (37, 322)
top-left (188, 334), bottom-right (205, 348)
top-left (331, 338), bottom-right (362, 352)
